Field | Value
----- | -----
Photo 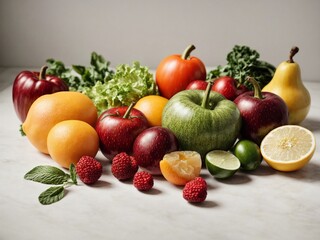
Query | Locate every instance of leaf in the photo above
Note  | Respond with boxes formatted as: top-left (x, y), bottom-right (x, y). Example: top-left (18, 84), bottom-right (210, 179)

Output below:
top-left (69, 163), bottom-right (77, 185)
top-left (38, 186), bottom-right (65, 205)
top-left (24, 165), bottom-right (70, 185)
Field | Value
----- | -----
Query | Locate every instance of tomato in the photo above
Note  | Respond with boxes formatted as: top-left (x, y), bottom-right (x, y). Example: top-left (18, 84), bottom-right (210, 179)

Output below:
top-left (232, 139), bottom-right (262, 171)
top-left (155, 45), bottom-right (206, 99)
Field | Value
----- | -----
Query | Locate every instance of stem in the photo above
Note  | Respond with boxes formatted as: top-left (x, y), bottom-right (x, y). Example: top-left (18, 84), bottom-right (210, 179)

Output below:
top-left (181, 45), bottom-right (196, 60)
top-left (288, 46), bottom-right (299, 63)
top-left (246, 77), bottom-right (263, 99)
top-left (39, 66), bottom-right (48, 80)
top-left (123, 102), bottom-right (135, 119)
top-left (201, 80), bottom-right (214, 108)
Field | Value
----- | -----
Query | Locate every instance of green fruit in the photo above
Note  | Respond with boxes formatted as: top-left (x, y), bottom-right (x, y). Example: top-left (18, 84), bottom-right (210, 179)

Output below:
top-left (162, 82), bottom-right (241, 160)
top-left (232, 139), bottom-right (262, 171)
top-left (205, 150), bottom-right (240, 179)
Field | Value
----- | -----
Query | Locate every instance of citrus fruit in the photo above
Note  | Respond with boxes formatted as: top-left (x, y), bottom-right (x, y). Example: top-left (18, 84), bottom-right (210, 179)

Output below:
top-left (232, 139), bottom-right (262, 171)
top-left (159, 151), bottom-right (202, 185)
top-left (134, 95), bottom-right (168, 126)
top-left (205, 150), bottom-right (240, 179)
top-left (260, 125), bottom-right (316, 172)
top-left (47, 120), bottom-right (99, 169)
top-left (22, 91), bottom-right (97, 154)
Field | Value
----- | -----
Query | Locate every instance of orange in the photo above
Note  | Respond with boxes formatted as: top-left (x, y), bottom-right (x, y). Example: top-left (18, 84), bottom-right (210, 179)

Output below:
top-left (159, 151), bottom-right (202, 185)
top-left (22, 91), bottom-right (97, 154)
top-left (47, 120), bottom-right (99, 169)
top-left (134, 95), bottom-right (168, 126)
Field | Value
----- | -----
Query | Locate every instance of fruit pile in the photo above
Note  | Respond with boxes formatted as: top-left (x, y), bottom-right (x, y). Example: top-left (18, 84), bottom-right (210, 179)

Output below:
top-left (14, 44), bottom-right (315, 205)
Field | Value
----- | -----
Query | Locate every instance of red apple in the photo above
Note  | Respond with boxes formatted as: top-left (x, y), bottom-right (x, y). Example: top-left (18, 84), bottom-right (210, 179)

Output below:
top-left (185, 80), bottom-right (211, 90)
top-left (12, 66), bottom-right (69, 122)
top-left (133, 126), bottom-right (179, 175)
top-left (95, 103), bottom-right (149, 160)
top-left (234, 77), bottom-right (288, 145)
top-left (212, 76), bottom-right (248, 100)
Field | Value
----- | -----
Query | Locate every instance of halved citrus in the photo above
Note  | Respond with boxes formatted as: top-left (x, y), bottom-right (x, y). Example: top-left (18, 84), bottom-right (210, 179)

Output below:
top-left (159, 151), bottom-right (202, 185)
top-left (205, 150), bottom-right (240, 179)
top-left (260, 125), bottom-right (316, 172)
top-left (134, 95), bottom-right (168, 126)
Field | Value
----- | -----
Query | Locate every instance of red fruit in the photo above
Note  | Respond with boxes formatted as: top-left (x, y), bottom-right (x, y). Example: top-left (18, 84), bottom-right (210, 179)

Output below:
top-left (183, 177), bottom-right (207, 203)
top-left (76, 156), bottom-right (102, 185)
top-left (111, 152), bottom-right (139, 180)
top-left (133, 171), bottom-right (154, 191)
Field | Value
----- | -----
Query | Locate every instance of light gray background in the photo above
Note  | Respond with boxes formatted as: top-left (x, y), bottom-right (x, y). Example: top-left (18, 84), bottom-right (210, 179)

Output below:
top-left (1, 0), bottom-right (319, 81)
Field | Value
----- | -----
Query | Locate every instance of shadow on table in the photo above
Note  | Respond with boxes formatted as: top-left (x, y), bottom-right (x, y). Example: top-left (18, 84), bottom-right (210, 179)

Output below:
top-left (277, 162), bottom-right (320, 182)
top-left (300, 118), bottom-right (320, 132)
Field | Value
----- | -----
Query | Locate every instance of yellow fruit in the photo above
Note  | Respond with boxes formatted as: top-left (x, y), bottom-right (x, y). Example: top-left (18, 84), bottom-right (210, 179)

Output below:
top-left (260, 125), bottom-right (316, 172)
top-left (262, 47), bottom-right (311, 124)
top-left (47, 120), bottom-right (99, 169)
top-left (159, 151), bottom-right (202, 185)
top-left (134, 95), bottom-right (168, 126)
top-left (22, 91), bottom-right (97, 154)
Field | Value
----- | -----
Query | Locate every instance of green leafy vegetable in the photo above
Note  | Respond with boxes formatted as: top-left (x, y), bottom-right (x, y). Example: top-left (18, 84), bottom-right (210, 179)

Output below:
top-left (38, 186), bottom-right (65, 205)
top-left (82, 61), bottom-right (158, 114)
top-left (207, 45), bottom-right (276, 89)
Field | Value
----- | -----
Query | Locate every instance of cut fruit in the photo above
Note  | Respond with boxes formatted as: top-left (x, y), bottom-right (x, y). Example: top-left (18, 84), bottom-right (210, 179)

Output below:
top-left (159, 151), bottom-right (202, 186)
top-left (205, 150), bottom-right (240, 179)
top-left (260, 125), bottom-right (316, 172)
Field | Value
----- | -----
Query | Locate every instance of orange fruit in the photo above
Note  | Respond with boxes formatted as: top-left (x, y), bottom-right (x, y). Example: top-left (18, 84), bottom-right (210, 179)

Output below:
top-left (47, 120), bottom-right (99, 169)
top-left (134, 95), bottom-right (168, 126)
top-left (159, 151), bottom-right (202, 185)
top-left (22, 91), bottom-right (97, 154)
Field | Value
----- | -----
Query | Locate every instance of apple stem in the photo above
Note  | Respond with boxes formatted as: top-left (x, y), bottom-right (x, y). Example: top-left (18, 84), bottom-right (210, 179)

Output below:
top-left (201, 80), bottom-right (214, 108)
top-left (181, 45), bottom-right (196, 60)
top-left (39, 66), bottom-right (48, 80)
top-left (246, 77), bottom-right (263, 99)
top-left (123, 102), bottom-right (135, 119)
top-left (288, 46), bottom-right (299, 63)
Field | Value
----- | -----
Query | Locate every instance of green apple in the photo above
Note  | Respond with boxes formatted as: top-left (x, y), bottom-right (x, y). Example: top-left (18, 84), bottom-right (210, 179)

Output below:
top-left (162, 81), bottom-right (241, 160)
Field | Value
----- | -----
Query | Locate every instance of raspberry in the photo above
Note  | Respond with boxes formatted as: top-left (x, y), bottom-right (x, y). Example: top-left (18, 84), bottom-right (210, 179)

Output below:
top-left (111, 152), bottom-right (138, 180)
top-left (133, 171), bottom-right (154, 191)
top-left (183, 177), bottom-right (207, 203)
top-left (76, 156), bottom-right (102, 185)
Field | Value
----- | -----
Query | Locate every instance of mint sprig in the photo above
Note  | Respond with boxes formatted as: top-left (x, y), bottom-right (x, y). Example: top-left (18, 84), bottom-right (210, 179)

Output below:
top-left (24, 164), bottom-right (78, 205)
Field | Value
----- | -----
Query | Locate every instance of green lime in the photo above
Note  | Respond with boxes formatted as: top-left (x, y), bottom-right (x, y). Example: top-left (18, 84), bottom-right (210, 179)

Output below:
top-left (205, 150), bottom-right (240, 179)
top-left (232, 139), bottom-right (262, 171)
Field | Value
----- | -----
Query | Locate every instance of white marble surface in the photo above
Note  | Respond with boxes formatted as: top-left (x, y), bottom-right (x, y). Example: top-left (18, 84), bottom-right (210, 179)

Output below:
top-left (0, 68), bottom-right (319, 240)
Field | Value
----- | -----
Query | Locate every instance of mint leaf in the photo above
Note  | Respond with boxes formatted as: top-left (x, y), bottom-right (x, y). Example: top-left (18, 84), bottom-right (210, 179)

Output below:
top-left (24, 165), bottom-right (70, 185)
top-left (38, 186), bottom-right (65, 205)
top-left (69, 163), bottom-right (77, 185)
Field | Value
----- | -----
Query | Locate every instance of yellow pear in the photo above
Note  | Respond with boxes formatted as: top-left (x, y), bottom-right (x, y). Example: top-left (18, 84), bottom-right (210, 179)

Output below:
top-left (262, 47), bottom-right (310, 124)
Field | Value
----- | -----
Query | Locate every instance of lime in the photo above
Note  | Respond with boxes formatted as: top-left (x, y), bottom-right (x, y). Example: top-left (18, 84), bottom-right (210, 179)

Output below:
top-left (232, 140), bottom-right (262, 171)
top-left (261, 125), bottom-right (316, 172)
top-left (205, 150), bottom-right (240, 179)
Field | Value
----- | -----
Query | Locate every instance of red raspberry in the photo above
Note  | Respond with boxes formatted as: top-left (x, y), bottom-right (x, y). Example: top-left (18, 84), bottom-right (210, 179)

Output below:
top-left (111, 152), bottom-right (138, 180)
top-left (183, 177), bottom-right (207, 203)
top-left (133, 171), bottom-right (154, 191)
top-left (76, 156), bottom-right (102, 185)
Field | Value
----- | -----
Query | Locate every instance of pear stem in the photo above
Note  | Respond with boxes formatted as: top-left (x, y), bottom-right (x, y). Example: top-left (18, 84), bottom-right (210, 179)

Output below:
top-left (246, 77), bottom-right (263, 99)
top-left (288, 46), bottom-right (299, 63)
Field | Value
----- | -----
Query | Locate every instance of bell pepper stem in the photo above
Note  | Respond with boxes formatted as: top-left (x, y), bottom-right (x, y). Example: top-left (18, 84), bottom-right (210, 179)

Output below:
top-left (181, 45), bottom-right (196, 60)
top-left (39, 66), bottom-right (48, 80)
top-left (288, 46), bottom-right (299, 63)
top-left (201, 80), bottom-right (214, 108)
top-left (246, 77), bottom-right (263, 99)
top-left (123, 102), bottom-right (135, 119)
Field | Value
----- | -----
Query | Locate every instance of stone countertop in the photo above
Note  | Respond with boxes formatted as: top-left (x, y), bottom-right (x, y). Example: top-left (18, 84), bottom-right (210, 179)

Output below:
top-left (0, 68), bottom-right (319, 240)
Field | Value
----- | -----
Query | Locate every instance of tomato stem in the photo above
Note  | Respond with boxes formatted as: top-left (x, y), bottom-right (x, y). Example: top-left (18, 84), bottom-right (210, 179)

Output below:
top-left (181, 45), bottom-right (196, 60)
top-left (39, 66), bottom-right (48, 80)
top-left (288, 46), bottom-right (299, 63)
top-left (246, 77), bottom-right (263, 99)
top-left (123, 102), bottom-right (135, 119)
top-left (201, 80), bottom-right (213, 108)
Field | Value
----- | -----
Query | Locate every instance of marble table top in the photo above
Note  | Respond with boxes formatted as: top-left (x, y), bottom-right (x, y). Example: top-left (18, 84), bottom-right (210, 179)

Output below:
top-left (0, 68), bottom-right (319, 240)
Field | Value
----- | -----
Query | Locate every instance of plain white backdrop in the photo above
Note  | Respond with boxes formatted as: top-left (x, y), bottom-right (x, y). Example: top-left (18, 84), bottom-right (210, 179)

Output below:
top-left (0, 0), bottom-right (319, 81)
